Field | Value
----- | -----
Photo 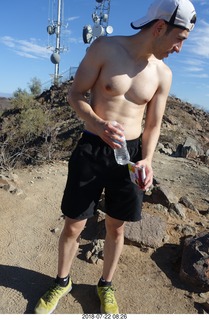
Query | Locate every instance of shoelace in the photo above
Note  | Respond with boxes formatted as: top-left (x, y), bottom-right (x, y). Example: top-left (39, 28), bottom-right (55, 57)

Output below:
top-left (44, 285), bottom-right (62, 303)
top-left (100, 287), bottom-right (115, 304)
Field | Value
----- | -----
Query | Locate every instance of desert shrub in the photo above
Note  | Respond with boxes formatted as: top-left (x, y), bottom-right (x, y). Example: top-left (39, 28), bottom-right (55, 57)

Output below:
top-left (0, 94), bottom-right (59, 171)
top-left (12, 90), bottom-right (35, 110)
top-left (19, 106), bottom-right (46, 138)
top-left (28, 77), bottom-right (42, 96)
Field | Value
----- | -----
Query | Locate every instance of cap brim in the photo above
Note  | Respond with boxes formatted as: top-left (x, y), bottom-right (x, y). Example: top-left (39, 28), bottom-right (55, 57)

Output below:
top-left (131, 16), bottom-right (151, 29)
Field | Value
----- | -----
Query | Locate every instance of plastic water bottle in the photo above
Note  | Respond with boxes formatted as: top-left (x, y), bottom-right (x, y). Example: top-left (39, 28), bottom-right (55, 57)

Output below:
top-left (114, 136), bottom-right (130, 165)
top-left (112, 121), bottom-right (130, 165)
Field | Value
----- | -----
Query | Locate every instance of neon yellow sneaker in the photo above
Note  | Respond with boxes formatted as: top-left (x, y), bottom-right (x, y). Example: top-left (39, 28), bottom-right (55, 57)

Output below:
top-left (97, 285), bottom-right (119, 314)
top-left (34, 279), bottom-right (72, 314)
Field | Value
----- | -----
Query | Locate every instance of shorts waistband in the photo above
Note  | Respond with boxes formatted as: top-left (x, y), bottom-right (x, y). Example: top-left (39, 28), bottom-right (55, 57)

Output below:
top-left (82, 130), bottom-right (141, 147)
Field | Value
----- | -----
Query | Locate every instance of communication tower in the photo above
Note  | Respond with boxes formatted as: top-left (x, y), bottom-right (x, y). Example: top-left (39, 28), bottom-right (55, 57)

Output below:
top-left (83, 0), bottom-right (113, 45)
top-left (47, 0), bottom-right (68, 85)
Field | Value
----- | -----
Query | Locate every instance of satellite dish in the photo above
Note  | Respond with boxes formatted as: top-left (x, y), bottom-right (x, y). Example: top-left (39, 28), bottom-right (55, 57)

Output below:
top-left (92, 13), bottom-right (100, 23)
top-left (106, 25), bottom-right (113, 35)
top-left (47, 25), bottom-right (55, 35)
top-left (83, 25), bottom-right (93, 44)
top-left (50, 52), bottom-right (60, 64)
top-left (102, 14), bottom-right (108, 22)
top-left (92, 24), bottom-right (105, 38)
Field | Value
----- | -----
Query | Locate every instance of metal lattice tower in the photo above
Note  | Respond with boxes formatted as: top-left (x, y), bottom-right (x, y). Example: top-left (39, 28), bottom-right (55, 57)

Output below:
top-left (83, 0), bottom-right (113, 44)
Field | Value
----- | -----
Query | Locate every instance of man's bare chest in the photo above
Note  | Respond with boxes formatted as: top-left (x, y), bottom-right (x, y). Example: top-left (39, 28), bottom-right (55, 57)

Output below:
top-left (98, 63), bottom-right (160, 105)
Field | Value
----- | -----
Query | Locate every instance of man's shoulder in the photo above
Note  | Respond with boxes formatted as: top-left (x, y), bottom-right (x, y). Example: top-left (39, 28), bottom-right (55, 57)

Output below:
top-left (156, 61), bottom-right (172, 91)
top-left (149, 58), bottom-right (172, 78)
top-left (92, 35), bottom-right (127, 53)
top-left (94, 35), bottom-right (126, 44)
top-left (157, 60), bottom-right (172, 78)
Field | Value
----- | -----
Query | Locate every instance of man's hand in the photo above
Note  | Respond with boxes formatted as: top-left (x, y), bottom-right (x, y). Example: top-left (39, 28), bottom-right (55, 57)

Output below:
top-left (98, 121), bottom-right (125, 149)
top-left (135, 160), bottom-right (153, 191)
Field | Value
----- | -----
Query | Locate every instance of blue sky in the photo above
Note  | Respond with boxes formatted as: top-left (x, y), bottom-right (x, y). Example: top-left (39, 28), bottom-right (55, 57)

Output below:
top-left (0, 0), bottom-right (209, 111)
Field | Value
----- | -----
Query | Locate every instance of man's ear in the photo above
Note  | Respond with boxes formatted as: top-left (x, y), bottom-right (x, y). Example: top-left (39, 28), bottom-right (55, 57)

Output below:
top-left (152, 20), bottom-right (167, 36)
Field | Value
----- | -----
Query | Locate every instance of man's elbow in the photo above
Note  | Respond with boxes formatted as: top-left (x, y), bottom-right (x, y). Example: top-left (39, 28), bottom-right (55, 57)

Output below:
top-left (144, 121), bottom-right (162, 133)
top-left (67, 87), bottom-right (78, 107)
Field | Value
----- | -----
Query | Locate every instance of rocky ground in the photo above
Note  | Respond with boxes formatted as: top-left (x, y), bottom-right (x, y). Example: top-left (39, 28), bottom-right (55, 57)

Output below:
top-left (0, 151), bottom-right (209, 315)
top-left (0, 87), bottom-right (209, 316)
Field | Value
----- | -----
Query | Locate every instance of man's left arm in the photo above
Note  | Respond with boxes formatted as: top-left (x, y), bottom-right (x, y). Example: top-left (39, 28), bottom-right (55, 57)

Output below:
top-left (137, 66), bottom-right (172, 190)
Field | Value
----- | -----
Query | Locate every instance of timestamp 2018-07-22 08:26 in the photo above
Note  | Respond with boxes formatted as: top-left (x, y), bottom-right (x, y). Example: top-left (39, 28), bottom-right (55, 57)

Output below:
top-left (81, 314), bottom-right (128, 320)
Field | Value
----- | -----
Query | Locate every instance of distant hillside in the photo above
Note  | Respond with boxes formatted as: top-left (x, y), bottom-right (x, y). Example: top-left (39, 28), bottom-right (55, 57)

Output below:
top-left (0, 81), bottom-right (208, 171)
top-left (0, 97), bottom-right (13, 110)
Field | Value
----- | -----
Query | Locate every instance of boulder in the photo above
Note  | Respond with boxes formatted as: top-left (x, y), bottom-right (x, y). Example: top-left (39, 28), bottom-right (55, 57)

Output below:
top-left (124, 212), bottom-right (167, 249)
top-left (181, 137), bottom-right (204, 159)
top-left (148, 184), bottom-right (178, 208)
top-left (180, 232), bottom-right (209, 292)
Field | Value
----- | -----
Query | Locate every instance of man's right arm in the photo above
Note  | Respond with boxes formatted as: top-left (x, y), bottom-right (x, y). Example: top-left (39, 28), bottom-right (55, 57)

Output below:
top-left (67, 38), bottom-right (104, 133)
top-left (67, 38), bottom-right (124, 147)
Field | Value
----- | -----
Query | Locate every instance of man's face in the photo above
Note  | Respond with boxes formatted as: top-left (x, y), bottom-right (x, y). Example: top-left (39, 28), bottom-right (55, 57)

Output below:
top-left (154, 25), bottom-right (189, 59)
top-left (165, 27), bottom-right (189, 56)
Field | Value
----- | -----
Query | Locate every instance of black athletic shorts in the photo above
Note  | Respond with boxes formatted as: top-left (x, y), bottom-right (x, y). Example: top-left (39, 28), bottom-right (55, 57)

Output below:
top-left (61, 131), bottom-right (144, 222)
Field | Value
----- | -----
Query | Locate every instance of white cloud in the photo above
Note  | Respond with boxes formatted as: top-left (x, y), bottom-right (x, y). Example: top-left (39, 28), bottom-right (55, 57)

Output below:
top-left (192, 73), bottom-right (209, 78)
top-left (17, 40), bottom-right (50, 58)
top-left (14, 50), bottom-right (39, 59)
top-left (0, 36), bottom-right (50, 59)
top-left (185, 66), bottom-right (203, 72)
top-left (67, 16), bottom-right (79, 22)
top-left (184, 58), bottom-right (205, 67)
top-left (0, 36), bottom-right (15, 48)
top-left (186, 20), bottom-right (209, 58)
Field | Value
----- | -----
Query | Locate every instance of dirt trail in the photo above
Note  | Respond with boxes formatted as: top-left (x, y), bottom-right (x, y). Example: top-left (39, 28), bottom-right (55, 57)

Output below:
top-left (0, 153), bottom-right (209, 314)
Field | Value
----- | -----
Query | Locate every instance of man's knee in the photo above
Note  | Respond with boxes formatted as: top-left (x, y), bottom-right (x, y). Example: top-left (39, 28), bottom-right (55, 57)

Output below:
top-left (105, 217), bottom-right (125, 238)
top-left (62, 217), bottom-right (87, 238)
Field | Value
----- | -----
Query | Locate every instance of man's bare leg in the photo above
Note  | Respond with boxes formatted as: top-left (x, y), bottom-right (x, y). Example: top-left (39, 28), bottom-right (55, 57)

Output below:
top-left (34, 216), bottom-right (87, 314)
top-left (58, 216), bottom-right (87, 278)
top-left (102, 214), bottom-right (125, 282)
top-left (96, 214), bottom-right (124, 314)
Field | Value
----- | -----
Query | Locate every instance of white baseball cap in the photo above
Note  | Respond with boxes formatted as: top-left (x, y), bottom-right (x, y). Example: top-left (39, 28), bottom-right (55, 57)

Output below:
top-left (131, 0), bottom-right (196, 32)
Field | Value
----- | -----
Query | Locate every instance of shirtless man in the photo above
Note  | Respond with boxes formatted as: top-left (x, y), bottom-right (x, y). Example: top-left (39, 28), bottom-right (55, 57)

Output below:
top-left (35, 0), bottom-right (196, 314)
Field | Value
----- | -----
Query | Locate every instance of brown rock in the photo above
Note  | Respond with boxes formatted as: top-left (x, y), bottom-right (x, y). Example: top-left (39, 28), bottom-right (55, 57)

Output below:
top-left (180, 232), bottom-right (209, 292)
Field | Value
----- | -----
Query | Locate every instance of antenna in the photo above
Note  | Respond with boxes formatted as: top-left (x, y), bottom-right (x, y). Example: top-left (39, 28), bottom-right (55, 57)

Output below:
top-left (83, 0), bottom-right (113, 45)
top-left (47, 0), bottom-right (68, 86)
